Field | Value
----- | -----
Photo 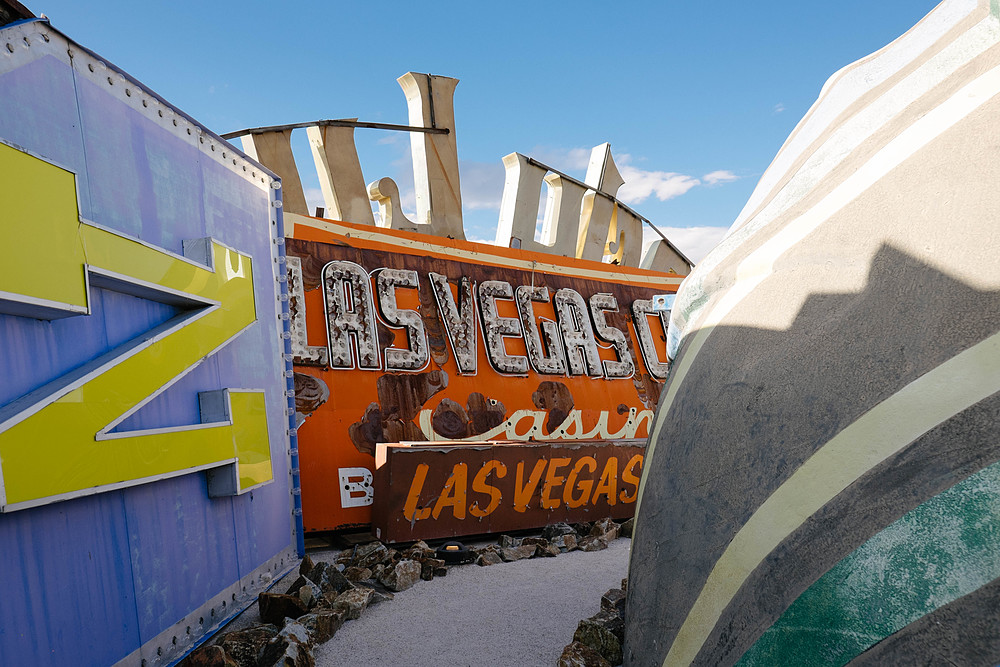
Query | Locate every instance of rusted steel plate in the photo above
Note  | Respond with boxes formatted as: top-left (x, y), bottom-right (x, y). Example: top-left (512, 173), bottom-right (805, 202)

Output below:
top-left (289, 218), bottom-right (678, 532)
top-left (372, 439), bottom-right (646, 543)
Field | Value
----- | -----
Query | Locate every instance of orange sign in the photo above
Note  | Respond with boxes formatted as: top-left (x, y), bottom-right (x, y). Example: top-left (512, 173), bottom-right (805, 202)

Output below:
top-left (288, 215), bottom-right (682, 532)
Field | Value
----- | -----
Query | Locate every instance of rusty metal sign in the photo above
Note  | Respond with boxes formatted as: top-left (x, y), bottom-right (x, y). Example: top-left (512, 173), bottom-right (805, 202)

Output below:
top-left (372, 439), bottom-right (645, 543)
top-left (288, 217), bottom-right (681, 532)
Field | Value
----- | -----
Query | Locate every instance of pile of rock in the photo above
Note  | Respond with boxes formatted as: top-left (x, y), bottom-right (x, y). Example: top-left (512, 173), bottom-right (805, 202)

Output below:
top-left (473, 517), bottom-right (632, 566)
top-left (180, 516), bottom-right (633, 666)
top-left (179, 541), bottom-right (443, 667)
top-left (558, 579), bottom-right (628, 667)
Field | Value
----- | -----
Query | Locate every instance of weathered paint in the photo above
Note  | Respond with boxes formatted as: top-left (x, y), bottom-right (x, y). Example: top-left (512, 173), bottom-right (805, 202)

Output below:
top-left (625, 2), bottom-right (1000, 665)
top-left (738, 460), bottom-right (1000, 665)
top-left (0, 19), bottom-right (294, 666)
top-left (0, 147), bottom-right (270, 507)
top-left (372, 439), bottom-right (645, 543)
top-left (287, 214), bottom-right (682, 532)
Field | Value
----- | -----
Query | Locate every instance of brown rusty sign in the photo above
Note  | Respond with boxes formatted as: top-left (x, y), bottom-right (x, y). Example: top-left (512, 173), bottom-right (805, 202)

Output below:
top-left (371, 439), bottom-right (645, 543)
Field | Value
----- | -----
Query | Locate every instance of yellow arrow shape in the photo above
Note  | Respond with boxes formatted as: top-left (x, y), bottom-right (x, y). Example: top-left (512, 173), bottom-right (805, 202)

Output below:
top-left (0, 141), bottom-right (273, 510)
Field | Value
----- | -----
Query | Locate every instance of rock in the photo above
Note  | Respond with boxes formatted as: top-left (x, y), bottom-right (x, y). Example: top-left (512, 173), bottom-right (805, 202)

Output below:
top-left (500, 545), bottom-right (536, 562)
top-left (522, 538), bottom-right (558, 557)
top-left (258, 620), bottom-right (314, 667)
top-left (498, 534), bottom-right (522, 549)
top-left (178, 644), bottom-right (238, 667)
top-left (297, 609), bottom-right (346, 644)
top-left (433, 567), bottom-right (448, 577)
top-left (553, 534), bottom-right (579, 552)
top-left (620, 578), bottom-right (628, 592)
top-left (590, 518), bottom-right (619, 541)
top-left (330, 586), bottom-right (375, 620)
top-left (378, 559), bottom-right (422, 592)
top-left (573, 609), bottom-right (625, 665)
top-left (537, 542), bottom-right (561, 558)
top-left (298, 555), bottom-right (315, 578)
top-left (402, 540), bottom-right (435, 560)
top-left (420, 558), bottom-right (446, 581)
top-left (308, 562), bottom-right (353, 597)
top-left (618, 518), bottom-right (634, 539)
top-left (353, 542), bottom-right (390, 569)
top-left (542, 522), bottom-right (576, 540)
top-left (557, 641), bottom-right (611, 667)
top-left (601, 588), bottom-right (626, 614)
top-left (578, 536), bottom-right (609, 552)
top-left (572, 522), bottom-right (593, 538)
top-left (476, 550), bottom-right (503, 566)
top-left (342, 566), bottom-right (372, 582)
top-left (285, 576), bottom-right (322, 608)
top-left (354, 581), bottom-right (394, 604)
top-left (218, 624), bottom-right (279, 667)
top-left (257, 593), bottom-right (309, 626)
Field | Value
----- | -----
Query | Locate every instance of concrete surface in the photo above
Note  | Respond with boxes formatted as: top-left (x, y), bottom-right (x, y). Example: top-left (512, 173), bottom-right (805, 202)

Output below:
top-left (314, 538), bottom-right (630, 667)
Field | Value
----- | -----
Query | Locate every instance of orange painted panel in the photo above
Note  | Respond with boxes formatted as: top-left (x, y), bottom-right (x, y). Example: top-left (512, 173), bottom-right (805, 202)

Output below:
top-left (289, 217), bottom-right (680, 532)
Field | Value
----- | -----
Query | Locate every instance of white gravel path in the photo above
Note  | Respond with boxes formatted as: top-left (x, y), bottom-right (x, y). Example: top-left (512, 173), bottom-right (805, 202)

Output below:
top-left (313, 538), bottom-right (631, 667)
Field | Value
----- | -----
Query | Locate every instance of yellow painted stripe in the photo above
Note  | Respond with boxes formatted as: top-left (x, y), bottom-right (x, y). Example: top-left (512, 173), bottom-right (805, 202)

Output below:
top-left (291, 214), bottom-right (684, 288)
top-left (662, 330), bottom-right (1000, 666)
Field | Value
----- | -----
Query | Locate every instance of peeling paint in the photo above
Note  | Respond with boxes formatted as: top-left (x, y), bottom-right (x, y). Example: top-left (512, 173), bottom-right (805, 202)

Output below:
top-left (532, 381), bottom-right (575, 434)
top-left (292, 372), bottom-right (330, 428)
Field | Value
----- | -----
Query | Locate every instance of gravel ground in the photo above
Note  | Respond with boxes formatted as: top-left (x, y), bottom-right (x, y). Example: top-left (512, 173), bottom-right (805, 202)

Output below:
top-left (313, 538), bottom-right (630, 667)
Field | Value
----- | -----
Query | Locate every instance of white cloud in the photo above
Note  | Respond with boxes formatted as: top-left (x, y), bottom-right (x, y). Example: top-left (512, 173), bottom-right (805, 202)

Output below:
top-left (303, 187), bottom-right (324, 217)
top-left (702, 170), bottom-right (738, 186)
top-left (528, 146), bottom-right (592, 173)
top-left (459, 160), bottom-right (506, 210)
top-left (618, 166), bottom-right (700, 205)
top-left (774, 103), bottom-right (786, 114)
top-left (643, 225), bottom-right (730, 264)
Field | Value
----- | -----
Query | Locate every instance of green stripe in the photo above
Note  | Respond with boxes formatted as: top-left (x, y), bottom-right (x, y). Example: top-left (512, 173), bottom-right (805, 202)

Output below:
top-left (737, 458), bottom-right (1000, 667)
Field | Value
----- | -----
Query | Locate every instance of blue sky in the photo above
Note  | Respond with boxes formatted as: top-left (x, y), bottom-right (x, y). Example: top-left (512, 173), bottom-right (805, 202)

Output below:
top-left (31, 0), bottom-right (941, 261)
